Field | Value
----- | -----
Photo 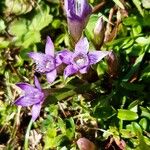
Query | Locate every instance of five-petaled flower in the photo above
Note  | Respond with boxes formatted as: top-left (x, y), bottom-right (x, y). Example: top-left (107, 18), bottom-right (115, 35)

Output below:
top-left (64, 0), bottom-right (92, 42)
top-left (28, 36), bottom-right (60, 83)
top-left (58, 38), bottom-right (109, 78)
top-left (14, 76), bottom-right (45, 121)
top-left (59, 37), bottom-right (110, 79)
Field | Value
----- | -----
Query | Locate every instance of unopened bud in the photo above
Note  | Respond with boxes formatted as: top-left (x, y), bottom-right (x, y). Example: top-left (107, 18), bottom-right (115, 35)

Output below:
top-left (77, 137), bottom-right (96, 150)
top-left (107, 51), bottom-right (118, 78)
top-left (93, 17), bottom-right (105, 49)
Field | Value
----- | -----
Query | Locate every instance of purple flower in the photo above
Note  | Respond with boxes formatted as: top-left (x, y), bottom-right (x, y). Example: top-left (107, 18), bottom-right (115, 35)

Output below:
top-left (28, 36), bottom-right (59, 83)
top-left (14, 76), bottom-right (45, 121)
top-left (61, 37), bottom-right (110, 78)
top-left (64, 0), bottom-right (92, 42)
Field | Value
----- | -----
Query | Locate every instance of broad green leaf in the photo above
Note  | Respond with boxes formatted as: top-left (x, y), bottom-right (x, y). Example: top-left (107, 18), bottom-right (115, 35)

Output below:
top-left (29, 5), bottom-right (53, 31)
top-left (22, 31), bottom-right (41, 48)
top-left (135, 36), bottom-right (150, 45)
top-left (120, 129), bottom-right (135, 138)
top-left (8, 19), bottom-right (28, 38)
top-left (118, 109), bottom-right (138, 120)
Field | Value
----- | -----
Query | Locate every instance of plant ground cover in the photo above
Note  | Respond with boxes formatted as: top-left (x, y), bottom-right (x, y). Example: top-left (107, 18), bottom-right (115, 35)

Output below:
top-left (0, 0), bottom-right (150, 149)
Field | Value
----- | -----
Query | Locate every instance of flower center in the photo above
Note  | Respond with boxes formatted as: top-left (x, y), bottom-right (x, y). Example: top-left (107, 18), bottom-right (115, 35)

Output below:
top-left (74, 54), bottom-right (86, 67)
top-left (35, 55), bottom-right (55, 73)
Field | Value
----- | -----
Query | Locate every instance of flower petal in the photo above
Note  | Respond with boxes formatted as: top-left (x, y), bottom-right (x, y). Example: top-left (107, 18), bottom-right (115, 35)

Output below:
top-left (14, 96), bottom-right (40, 107)
top-left (64, 65), bottom-right (78, 79)
top-left (16, 83), bottom-right (35, 93)
top-left (34, 76), bottom-right (41, 90)
top-left (45, 36), bottom-right (54, 57)
top-left (88, 51), bottom-right (110, 65)
top-left (79, 66), bottom-right (89, 74)
top-left (46, 69), bottom-right (57, 83)
top-left (28, 52), bottom-right (45, 62)
top-left (31, 103), bottom-right (42, 121)
top-left (81, 0), bottom-right (92, 19)
top-left (75, 37), bottom-right (89, 54)
top-left (56, 50), bottom-right (73, 65)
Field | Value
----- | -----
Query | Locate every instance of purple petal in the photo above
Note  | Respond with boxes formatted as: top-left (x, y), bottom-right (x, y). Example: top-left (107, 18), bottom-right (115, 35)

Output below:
top-left (75, 37), bottom-right (89, 54)
top-left (64, 65), bottom-right (78, 79)
top-left (16, 83), bottom-right (35, 93)
top-left (34, 76), bottom-right (41, 90)
top-left (14, 96), bottom-right (41, 107)
top-left (31, 103), bottom-right (42, 121)
top-left (79, 66), bottom-right (89, 74)
top-left (28, 52), bottom-right (45, 61)
top-left (46, 69), bottom-right (57, 83)
top-left (56, 50), bottom-right (73, 65)
top-left (28, 52), bottom-right (55, 73)
top-left (81, 0), bottom-right (92, 18)
top-left (88, 51), bottom-right (110, 65)
top-left (45, 36), bottom-right (54, 56)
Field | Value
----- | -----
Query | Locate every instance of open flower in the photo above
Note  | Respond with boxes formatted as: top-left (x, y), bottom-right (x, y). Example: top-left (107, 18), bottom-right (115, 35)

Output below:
top-left (61, 37), bottom-right (110, 78)
top-left (28, 36), bottom-right (59, 83)
top-left (64, 0), bottom-right (92, 43)
top-left (14, 76), bottom-right (45, 121)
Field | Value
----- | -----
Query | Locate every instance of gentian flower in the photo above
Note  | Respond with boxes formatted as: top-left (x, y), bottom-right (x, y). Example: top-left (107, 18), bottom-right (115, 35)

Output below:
top-left (28, 36), bottom-right (59, 83)
top-left (64, 0), bottom-right (92, 43)
top-left (14, 76), bottom-right (45, 121)
top-left (60, 37), bottom-right (110, 78)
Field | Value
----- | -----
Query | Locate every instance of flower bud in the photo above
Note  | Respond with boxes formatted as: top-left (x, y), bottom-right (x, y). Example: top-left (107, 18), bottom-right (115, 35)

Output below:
top-left (107, 51), bottom-right (118, 78)
top-left (77, 137), bottom-right (96, 150)
top-left (93, 17), bottom-right (105, 49)
top-left (64, 0), bottom-right (92, 43)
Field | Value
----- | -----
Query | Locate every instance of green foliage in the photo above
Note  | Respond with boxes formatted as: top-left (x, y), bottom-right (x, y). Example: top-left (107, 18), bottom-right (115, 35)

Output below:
top-left (0, 0), bottom-right (150, 149)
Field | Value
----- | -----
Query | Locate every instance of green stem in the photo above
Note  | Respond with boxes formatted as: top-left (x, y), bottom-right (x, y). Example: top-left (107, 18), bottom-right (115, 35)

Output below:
top-left (24, 119), bottom-right (33, 150)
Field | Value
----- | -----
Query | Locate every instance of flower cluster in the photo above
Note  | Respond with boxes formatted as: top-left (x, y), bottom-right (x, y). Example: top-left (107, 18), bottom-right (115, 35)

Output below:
top-left (14, 0), bottom-right (110, 121)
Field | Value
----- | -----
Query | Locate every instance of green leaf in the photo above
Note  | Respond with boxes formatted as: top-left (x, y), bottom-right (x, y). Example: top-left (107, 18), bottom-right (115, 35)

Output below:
top-left (132, 0), bottom-right (144, 16)
top-left (139, 118), bottom-right (148, 130)
top-left (22, 31), bottom-right (41, 48)
top-left (112, 0), bottom-right (125, 9)
top-left (118, 109), bottom-right (138, 120)
top-left (65, 118), bottom-right (75, 140)
top-left (132, 122), bottom-right (150, 149)
top-left (85, 14), bottom-right (99, 40)
top-left (8, 18), bottom-right (28, 38)
top-left (135, 36), bottom-right (150, 45)
top-left (140, 106), bottom-right (150, 120)
top-left (29, 5), bottom-right (53, 31)
top-left (142, 0), bottom-right (150, 9)
top-left (0, 19), bottom-right (6, 32)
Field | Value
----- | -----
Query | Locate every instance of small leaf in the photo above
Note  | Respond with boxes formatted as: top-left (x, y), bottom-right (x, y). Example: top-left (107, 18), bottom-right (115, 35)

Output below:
top-left (139, 118), bottom-right (148, 130)
top-left (118, 109), bottom-right (138, 120)
top-left (112, 0), bottom-right (125, 9)
top-left (132, 0), bottom-right (144, 16)
top-left (142, 0), bottom-right (150, 9)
